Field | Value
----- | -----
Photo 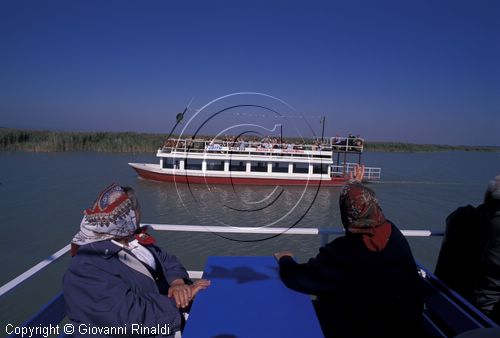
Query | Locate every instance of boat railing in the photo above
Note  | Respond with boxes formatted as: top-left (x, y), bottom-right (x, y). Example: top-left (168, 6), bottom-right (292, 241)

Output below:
top-left (0, 224), bottom-right (440, 299)
top-left (331, 163), bottom-right (382, 180)
top-left (158, 137), bottom-right (364, 156)
top-left (159, 142), bottom-right (334, 160)
top-left (4, 224), bottom-right (497, 337)
top-left (330, 136), bottom-right (364, 152)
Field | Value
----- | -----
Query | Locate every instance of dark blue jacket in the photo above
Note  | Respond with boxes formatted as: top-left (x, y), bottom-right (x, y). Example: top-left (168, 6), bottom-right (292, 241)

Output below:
top-left (63, 240), bottom-right (189, 337)
top-left (278, 223), bottom-right (423, 338)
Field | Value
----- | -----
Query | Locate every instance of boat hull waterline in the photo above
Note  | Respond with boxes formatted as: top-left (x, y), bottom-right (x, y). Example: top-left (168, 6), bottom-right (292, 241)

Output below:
top-left (129, 163), bottom-right (348, 186)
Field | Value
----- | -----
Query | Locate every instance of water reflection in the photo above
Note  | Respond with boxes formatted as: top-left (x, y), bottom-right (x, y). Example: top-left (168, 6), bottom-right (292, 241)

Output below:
top-left (138, 180), bottom-right (341, 241)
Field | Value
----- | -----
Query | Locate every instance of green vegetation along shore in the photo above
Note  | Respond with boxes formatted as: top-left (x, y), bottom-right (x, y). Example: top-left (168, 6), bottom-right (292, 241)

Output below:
top-left (0, 128), bottom-right (163, 153)
top-left (1, 128), bottom-right (498, 153)
top-left (364, 142), bottom-right (500, 153)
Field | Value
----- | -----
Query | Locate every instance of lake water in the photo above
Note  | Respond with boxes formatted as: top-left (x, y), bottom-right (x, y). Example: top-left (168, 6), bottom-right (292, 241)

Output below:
top-left (0, 151), bottom-right (499, 330)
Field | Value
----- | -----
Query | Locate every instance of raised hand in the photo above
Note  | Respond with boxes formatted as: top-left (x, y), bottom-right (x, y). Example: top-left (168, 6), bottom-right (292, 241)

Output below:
top-left (349, 164), bottom-right (365, 182)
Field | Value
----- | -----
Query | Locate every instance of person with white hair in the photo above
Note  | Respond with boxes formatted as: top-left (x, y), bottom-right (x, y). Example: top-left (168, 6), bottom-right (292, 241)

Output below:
top-left (435, 175), bottom-right (500, 323)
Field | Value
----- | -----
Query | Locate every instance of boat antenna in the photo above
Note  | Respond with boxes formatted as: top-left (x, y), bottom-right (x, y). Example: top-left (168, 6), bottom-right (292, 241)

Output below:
top-left (320, 116), bottom-right (325, 143)
top-left (165, 98), bottom-right (194, 140)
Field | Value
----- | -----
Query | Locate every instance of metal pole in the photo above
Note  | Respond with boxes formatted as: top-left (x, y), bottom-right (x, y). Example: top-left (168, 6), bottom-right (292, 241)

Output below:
top-left (321, 116), bottom-right (325, 143)
top-left (280, 124), bottom-right (283, 150)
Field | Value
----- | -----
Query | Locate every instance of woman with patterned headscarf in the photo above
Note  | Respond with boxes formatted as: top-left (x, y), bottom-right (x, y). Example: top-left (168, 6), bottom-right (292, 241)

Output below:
top-left (63, 183), bottom-right (210, 337)
top-left (275, 167), bottom-right (423, 338)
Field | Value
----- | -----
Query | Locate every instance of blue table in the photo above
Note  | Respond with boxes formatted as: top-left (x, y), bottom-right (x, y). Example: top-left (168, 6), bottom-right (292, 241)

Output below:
top-left (182, 256), bottom-right (324, 338)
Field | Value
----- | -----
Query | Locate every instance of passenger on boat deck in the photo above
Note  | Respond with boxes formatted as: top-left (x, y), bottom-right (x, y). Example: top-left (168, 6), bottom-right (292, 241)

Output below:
top-left (435, 174), bottom-right (500, 323)
top-left (63, 184), bottom-right (210, 337)
top-left (274, 166), bottom-right (423, 338)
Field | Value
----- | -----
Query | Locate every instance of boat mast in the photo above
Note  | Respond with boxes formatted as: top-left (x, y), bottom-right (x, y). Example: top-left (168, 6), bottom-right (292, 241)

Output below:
top-left (165, 98), bottom-right (194, 140)
top-left (320, 116), bottom-right (325, 143)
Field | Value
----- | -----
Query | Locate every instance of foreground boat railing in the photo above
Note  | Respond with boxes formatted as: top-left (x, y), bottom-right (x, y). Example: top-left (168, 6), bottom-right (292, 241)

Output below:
top-left (0, 244), bottom-right (71, 298)
top-left (0, 224), bottom-right (443, 298)
top-left (418, 264), bottom-right (499, 336)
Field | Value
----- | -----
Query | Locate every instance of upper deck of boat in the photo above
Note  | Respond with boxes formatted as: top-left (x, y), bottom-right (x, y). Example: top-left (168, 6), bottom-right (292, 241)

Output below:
top-left (157, 136), bottom-right (364, 160)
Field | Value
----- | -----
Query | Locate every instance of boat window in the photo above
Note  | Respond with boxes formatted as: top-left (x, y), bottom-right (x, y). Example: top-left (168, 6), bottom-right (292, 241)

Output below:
top-left (185, 159), bottom-right (202, 170)
top-left (272, 162), bottom-right (288, 173)
top-left (293, 163), bottom-right (309, 174)
top-left (250, 161), bottom-right (267, 172)
top-left (312, 164), bottom-right (329, 174)
top-left (191, 141), bottom-right (206, 150)
top-left (229, 161), bottom-right (246, 172)
top-left (162, 158), bottom-right (174, 169)
top-left (206, 160), bottom-right (224, 171)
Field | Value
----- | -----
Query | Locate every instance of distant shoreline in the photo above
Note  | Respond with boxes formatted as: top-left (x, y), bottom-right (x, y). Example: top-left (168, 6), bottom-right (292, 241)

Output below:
top-left (365, 142), bottom-right (500, 153)
top-left (1, 128), bottom-right (498, 153)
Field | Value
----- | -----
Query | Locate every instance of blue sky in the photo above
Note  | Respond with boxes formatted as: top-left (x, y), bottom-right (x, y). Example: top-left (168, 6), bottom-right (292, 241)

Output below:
top-left (0, 0), bottom-right (498, 145)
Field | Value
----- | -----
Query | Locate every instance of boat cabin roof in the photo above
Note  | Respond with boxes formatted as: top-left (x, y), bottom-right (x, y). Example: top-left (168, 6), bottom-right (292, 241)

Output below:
top-left (159, 135), bottom-right (364, 154)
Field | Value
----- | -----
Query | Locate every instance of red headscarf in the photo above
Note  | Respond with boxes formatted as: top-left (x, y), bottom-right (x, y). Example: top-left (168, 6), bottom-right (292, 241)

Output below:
top-left (339, 181), bottom-right (392, 251)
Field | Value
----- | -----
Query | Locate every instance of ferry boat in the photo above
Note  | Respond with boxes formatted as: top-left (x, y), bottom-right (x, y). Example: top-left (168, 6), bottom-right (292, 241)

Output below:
top-left (129, 136), bottom-right (381, 186)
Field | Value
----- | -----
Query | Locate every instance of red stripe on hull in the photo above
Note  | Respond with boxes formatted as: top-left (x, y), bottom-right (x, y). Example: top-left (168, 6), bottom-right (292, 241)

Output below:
top-left (131, 167), bottom-right (348, 186)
